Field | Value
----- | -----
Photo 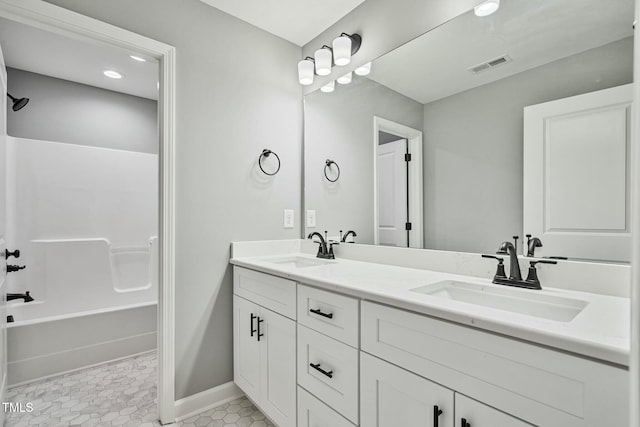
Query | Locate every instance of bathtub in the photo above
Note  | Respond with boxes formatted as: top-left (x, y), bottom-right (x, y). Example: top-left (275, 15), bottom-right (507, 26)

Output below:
top-left (6, 237), bottom-right (158, 386)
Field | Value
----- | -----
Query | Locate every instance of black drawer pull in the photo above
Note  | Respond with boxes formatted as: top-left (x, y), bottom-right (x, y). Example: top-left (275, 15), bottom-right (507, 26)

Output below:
top-left (461, 418), bottom-right (471, 427)
top-left (309, 308), bottom-right (333, 319)
top-left (250, 313), bottom-right (257, 337)
top-left (434, 405), bottom-right (443, 427)
top-left (257, 317), bottom-right (264, 341)
top-left (309, 363), bottom-right (333, 378)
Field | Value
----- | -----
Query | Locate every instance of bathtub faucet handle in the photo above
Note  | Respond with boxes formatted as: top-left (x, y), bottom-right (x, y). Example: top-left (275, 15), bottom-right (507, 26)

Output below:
top-left (5, 249), bottom-right (20, 259)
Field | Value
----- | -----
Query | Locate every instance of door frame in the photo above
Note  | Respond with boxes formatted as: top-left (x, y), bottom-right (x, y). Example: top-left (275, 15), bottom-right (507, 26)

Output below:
top-left (0, 0), bottom-right (176, 423)
top-left (373, 116), bottom-right (423, 248)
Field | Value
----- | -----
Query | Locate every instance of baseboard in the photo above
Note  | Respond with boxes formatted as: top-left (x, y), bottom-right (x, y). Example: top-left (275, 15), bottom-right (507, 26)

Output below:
top-left (174, 381), bottom-right (243, 422)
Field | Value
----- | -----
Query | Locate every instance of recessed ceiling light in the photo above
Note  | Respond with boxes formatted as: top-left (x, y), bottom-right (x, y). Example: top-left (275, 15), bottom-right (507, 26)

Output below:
top-left (103, 70), bottom-right (123, 79)
top-left (474, 0), bottom-right (500, 17)
top-left (129, 55), bottom-right (146, 62)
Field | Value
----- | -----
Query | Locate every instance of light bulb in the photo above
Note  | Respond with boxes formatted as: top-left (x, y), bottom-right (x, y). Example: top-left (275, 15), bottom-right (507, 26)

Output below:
top-left (314, 47), bottom-right (332, 76)
top-left (354, 62), bottom-right (371, 76)
top-left (332, 35), bottom-right (352, 66)
top-left (298, 59), bottom-right (314, 85)
top-left (321, 81), bottom-right (335, 93)
top-left (474, 0), bottom-right (500, 17)
top-left (337, 72), bottom-right (352, 85)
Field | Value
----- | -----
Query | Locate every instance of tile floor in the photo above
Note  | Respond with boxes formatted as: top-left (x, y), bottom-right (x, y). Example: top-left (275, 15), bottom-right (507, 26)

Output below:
top-left (5, 352), bottom-right (273, 427)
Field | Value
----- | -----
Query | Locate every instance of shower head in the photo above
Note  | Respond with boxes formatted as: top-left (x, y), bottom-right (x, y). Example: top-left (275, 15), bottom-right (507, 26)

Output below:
top-left (7, 92), bottom-right (29, 111)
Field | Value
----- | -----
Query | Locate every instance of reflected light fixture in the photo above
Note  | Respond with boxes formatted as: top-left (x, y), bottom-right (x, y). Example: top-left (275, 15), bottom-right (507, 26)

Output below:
top-left (298, 57), bottom-right (315, 85)
top-left (474, 0), bottom-right (500, 17)
top-left (354, 62), bottom-right (371, 76)
top-left (129, 55), bottom-right (146, 62)
top-left (314, 46), bottom-right (332, 76)
top-left (320, 80), bottom-right (335, 93)
top-left (332, 33), bottom-right (362, 66)
top-left (103, 70), bottom-right (123, 79)
top-left (337, 72), bottom-right (352, 85)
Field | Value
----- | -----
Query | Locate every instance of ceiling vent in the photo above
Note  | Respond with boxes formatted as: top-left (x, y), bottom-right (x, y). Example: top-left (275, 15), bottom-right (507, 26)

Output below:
top-left (468, 54), bottom-right (512, 74)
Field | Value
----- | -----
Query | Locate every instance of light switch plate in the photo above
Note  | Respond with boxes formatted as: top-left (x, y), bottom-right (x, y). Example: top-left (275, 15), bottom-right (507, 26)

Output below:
top-left (283, 209), bottom-right (294, 228)
top-left (306, 210), bottom-right (316, 228)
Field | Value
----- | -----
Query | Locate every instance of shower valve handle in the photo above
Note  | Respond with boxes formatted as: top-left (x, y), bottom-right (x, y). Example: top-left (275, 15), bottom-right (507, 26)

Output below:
top-left (5, 249), bottom-right (20, 259)
top-left (7, 265), bottom-right (26, 273)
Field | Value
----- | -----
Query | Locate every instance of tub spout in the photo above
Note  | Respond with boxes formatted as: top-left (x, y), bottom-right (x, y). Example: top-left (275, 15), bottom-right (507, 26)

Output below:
top-left (7, 291), bottom-right (33, 303)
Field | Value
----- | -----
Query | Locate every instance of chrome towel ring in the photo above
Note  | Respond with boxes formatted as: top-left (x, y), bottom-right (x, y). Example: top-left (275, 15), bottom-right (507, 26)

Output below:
top-left (324, 159), bottom-right (340, 182)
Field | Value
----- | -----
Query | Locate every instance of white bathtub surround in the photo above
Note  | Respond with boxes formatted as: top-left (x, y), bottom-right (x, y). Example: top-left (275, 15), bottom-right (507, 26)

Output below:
top-left (231, 239), bottom-right (630, 365)
top-left (7, 303), bottom-right (157, 386)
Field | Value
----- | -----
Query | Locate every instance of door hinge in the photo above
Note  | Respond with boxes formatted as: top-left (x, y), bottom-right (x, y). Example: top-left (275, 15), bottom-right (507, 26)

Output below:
top-left (404, 153), bottom-right (412, 162)
top-left (405, 222), bottom-right (412, 231)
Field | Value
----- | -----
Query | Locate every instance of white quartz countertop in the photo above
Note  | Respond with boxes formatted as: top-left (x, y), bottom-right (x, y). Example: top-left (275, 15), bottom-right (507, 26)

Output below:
top-left (231, 252), bottom-right (630, 367)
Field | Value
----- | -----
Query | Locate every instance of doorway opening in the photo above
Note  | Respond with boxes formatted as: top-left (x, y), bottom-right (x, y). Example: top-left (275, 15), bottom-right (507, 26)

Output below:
top-left (373, 116), bottom-right (423, 248)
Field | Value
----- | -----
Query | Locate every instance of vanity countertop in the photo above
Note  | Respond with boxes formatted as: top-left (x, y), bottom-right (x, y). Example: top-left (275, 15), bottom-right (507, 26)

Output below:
top-left (231, 252), bottom-right (630, 367)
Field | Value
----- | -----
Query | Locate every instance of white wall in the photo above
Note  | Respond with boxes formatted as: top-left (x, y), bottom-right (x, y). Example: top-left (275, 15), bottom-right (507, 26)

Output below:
top-left (304, 78), bottom-right (423, 243)
top-left (7, 68), bottom-right (158, 154)
top-left (422, 38), bottom-right (633, 254)
top-left (42, 0), bottom-right (303, 400)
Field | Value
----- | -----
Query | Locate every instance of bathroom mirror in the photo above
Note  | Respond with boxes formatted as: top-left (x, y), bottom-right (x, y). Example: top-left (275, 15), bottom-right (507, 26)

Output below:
top-left (303, 0), bottom-right (634, 261)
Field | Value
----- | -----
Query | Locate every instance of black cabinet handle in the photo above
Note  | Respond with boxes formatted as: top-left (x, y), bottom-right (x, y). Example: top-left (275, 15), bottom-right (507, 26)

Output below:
top-left (434, 405), bottom-right (443, 427)
top-left (309, 308), bottom-right (333, 319)
top-left (461, 418), bottom-right (471, 427)
top-left (309, 363), bottom-right (333, 378)
top-left (257, 317), bottom-right (264, 341)
top-left (250, 313), bottom-right (257, 337)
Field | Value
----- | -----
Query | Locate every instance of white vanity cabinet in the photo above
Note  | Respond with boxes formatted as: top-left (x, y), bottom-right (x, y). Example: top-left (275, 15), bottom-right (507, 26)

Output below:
top-left (233, 267), bottom-right (296, 427)
top-left (361, 301), bottom-right (628, 427)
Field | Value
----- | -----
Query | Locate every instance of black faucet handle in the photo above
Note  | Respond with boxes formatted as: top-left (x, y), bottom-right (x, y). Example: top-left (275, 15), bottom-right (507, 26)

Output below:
top-left (481, 254), bottom-right (507, 279)
top-left (530, 259), bottom-right (557, 266)
top-left (7, 265), bottom-right (26, 273)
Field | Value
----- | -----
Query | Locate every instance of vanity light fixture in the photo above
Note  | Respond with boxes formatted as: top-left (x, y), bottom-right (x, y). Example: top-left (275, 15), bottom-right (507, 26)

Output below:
top-left (297, 32), bottom-right (363, 86)
top-left (474, 0), bottom-right (500, 17)
top-left (337, 72), bottom-right (352, 85)
top-left (298, 57), bottom-right (315, 85)
top-left (103, 70), bottom-right (122, 79)
top-left (129, 55), bottom-right (146, 62)
top-left (354, 62), bottom-right (372, 76)
top-left (320, 80), bottom-right (335, 93)
top-left (314, 46), bottom-right (333, 76)
top-left (332, 33), bottom-right (362, 66)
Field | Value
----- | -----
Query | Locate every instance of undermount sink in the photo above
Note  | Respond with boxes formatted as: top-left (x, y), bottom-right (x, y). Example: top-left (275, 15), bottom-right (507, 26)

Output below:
top-left (411, 280), bottom-right (588, 322)
top-left (265, 256), bottom-right (334, 269)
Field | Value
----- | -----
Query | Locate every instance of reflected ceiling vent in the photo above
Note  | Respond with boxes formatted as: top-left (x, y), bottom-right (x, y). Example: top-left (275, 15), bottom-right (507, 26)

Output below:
top-left (468, 54), bottom-right (512, 73)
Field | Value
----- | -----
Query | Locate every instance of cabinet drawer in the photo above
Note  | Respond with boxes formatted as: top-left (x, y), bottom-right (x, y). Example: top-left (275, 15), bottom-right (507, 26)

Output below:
top-left (361, 301), bottom-right (628, 427)
top-left (297, 284), bottom-right (359, 347)
top-left (456, 394), bottom-right (533, 427)
top-left (233, 266), bottom-right (296, 319)
top-left (298, 386), bottom-right (356, 427)
top-left (297, 324), bottom-right (359, 424)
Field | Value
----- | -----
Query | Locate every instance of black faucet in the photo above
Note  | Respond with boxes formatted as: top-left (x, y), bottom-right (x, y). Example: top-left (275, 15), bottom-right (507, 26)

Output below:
top-left (340, 230), bottom-right (357, 243)
top-left (307, 231), bottom-right (336, 259)
top-left (7, 291), bottom-right (33, 302)
top-left (526, 234), bottom-right (543, 257)
top-left (497, 236), bottom-right (522, 281)
top-left (482, 236), bottom-right (558, 289)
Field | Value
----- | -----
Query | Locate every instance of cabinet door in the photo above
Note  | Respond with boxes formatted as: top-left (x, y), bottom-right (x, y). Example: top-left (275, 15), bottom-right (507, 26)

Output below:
top-left (523, 84), bottom-right (632, 262)
top-left (233, 295), bottom-right (261, 401)
top-left (260, 306), bottom-right (296, 427)
top-left (361, 352), bottom-right (454, 427)
top-left (455, 394), bottom-right (533, 427)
